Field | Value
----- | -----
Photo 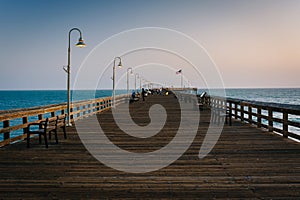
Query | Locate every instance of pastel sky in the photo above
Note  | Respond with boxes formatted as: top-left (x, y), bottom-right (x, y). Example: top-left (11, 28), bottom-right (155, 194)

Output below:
top-left (0, 0), bottom-right (299, 89)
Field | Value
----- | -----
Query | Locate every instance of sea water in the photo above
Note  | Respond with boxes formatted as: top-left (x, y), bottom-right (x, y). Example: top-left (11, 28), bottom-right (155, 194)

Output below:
top-left (0, 90), bottom-right (127, 111)
top-left (0, 88), bottom-right (299, 141)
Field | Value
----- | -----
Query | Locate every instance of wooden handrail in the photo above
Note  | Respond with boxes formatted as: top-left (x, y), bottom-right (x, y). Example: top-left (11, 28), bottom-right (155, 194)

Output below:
top-left (208, 96), bottom-right (300, 141)
top-left (0, 94), bottom-right (127, 147)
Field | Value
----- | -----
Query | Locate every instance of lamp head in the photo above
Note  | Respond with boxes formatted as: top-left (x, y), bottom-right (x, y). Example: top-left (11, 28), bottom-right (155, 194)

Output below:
top-left (76, 37), bottom-right (86, 48)
top-left (128, 68), bottom-right (133, 74)
top-left (117, 59), bottom-right (122, 68)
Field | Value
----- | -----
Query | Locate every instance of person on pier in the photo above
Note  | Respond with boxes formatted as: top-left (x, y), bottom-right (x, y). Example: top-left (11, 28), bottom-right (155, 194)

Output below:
top-left (142, 88), bottom-right (146, 101)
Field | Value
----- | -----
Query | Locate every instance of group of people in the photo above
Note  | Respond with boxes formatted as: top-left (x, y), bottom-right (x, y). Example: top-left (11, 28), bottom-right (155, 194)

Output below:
top-left (131, 88), bottom-right (147, 101)
top-left (131, 88), bottom-right (171, 102)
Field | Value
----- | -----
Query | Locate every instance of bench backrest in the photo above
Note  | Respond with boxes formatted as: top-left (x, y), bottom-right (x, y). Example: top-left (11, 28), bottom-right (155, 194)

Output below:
top-left (56, 114), bottom-right (66, 128)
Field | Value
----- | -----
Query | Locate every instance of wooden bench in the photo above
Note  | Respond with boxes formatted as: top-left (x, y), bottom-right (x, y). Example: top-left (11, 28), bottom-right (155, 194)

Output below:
top-left (197, 92), bottom-right (207, 111)
top-left (129, 96), bottom-right (139, 103)
top-left (26, 117), bottom-right (57, 148)
top-left (49, 114), bottom-right (67, 140)
top-left (197, 102), bottom-right (204, 111)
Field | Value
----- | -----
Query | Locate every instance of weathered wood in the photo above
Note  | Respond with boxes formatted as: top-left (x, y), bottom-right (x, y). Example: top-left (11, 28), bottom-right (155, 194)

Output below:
top-left (209, 96), bottom-right (300, 140)
top-left (22, 116), bottom-right (28, 134)
top-left (0, 94), bottom-right (299, 199)
top-left (234, 103), bottom-right (238, 119)
top-left (248, 105), bottom-right (253, 124)
top-left (257, 108), bottom-right (262, 128)
top-left (268, 109), bottom-right (273, 132)
top-left (3, 120), bottom-right (9, 140)
top-left (0, 96), bottom-right (117, 147)
top-left (240, 104), bottom-right (244, 121)
top-left (283, 112), bottom-right (288, 138)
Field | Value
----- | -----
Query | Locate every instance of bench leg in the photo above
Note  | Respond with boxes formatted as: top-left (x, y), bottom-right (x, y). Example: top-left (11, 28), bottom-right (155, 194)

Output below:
top-left (62, 126), bottom-right (67, 139)
top-left (27, 133), bottom-right (30, 148)
top-left (44, 134), bottom-right (48, 148)
top-left (49, 130), bottom-right (59, 144)
top-left (54, 130), bottom-right (58, 144)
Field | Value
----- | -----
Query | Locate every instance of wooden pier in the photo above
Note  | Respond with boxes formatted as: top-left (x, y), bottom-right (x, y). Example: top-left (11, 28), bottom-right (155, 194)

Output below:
top-left (0, 94), bottom-right (300, 199)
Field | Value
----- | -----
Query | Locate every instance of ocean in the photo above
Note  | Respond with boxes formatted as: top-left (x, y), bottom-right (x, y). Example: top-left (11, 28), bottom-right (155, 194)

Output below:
top-left (1, 88), bottom-right (300, 111)
top-left (0, 90), bottom-right (126, 111)
top-left (224, 88), bottom-right (300, 105)
top-left (0, 88), bottom-right (300, 141)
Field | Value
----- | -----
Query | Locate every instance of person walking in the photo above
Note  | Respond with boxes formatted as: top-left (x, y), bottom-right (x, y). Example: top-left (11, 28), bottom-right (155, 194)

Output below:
top-left (142, 88), bottom-right (146, 101)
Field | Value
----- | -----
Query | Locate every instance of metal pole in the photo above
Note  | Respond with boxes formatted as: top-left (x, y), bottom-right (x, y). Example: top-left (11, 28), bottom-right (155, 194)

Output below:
top-left (67, 28), bottom-right (83, 126)
top-left (181, 72), bottom-right (183, 89)
top-left (127, 68), bottom-right (132, 97)
top-left (112, 57), bottom-right (121, 108)
top-left (112, 58), bottom-right (116, 108)
top-left (135, 73), bottom-right (139, 92)
top-left (127, 68), bottom-right (129, 96)
top-left (140, 77), bottom-right (142, 90)
top-left (67, 39), bottom-right (71, 126)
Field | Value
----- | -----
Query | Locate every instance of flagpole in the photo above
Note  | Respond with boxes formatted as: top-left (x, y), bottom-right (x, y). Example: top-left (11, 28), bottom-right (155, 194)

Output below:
top-left (181, 71), bottom-right (183, 89)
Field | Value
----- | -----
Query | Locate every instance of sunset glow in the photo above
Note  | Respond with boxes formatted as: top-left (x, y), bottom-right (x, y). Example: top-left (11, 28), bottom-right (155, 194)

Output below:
top-left (0, 0), bottom-right (299, 89)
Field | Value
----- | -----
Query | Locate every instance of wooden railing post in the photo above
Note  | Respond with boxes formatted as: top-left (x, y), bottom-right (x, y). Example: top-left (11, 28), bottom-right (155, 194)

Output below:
top-left (70, 107), bottom-right (74, 121)
top-left (248, 105), bottom-right (252, 125)
top-left (228, 101), bottom-right (232, 118)
top-left (283, 112), bottom-right (288, 138)
top-left (257, 108), bottom-right (262, 128)
top-left (82, 105), bottom-right (86, 116)
top-left (22, 117), bottom-right (28, 134)
top-left (97, 102), bottom-right (100, 112)
top-left (38, 114), bottom-right (43, 121)
top-left (3, 120), bottom-right (10, 140)
top-left (268, 109), bottom-right (273, 132)
top-left (76, 106), bottom-right (80, 118)
top-left (240, 104), bottom-right (244, 121)
top-left (234, 103), bottom-right (238, 119)
top-left (92, 103), bottom-right (96, 113)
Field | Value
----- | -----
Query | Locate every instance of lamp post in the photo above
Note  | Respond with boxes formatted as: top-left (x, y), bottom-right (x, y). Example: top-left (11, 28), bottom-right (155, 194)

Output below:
top-left (135, 73), bottom-right (139, 92)
top-left (64, 28), bottom-right (86, 126)
top-left (139, 77), bottom-right (142, 91)
top-left (127, 67), bottom-right (133, 96)
top-left (181, 71), bottom-right (183, 89)
top-left (112, 57), bottom-right (122, 107)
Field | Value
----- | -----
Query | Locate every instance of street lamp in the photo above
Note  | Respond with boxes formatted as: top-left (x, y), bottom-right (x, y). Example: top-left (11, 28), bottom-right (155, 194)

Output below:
top-left (112, 57), bottom-right (122, 107)
top-left (127, 67), bottom-right (133, 96)
top-left (135, 73), bottom-right (139, 92)
top-left (64, 28), bottom-right (86, 126)
top-left (139, 77), bottom-right (142, 91)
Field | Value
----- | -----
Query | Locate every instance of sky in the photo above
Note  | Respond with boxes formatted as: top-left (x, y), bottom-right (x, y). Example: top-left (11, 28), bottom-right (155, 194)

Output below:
top-left (0, 0), bottom-right (299, 90)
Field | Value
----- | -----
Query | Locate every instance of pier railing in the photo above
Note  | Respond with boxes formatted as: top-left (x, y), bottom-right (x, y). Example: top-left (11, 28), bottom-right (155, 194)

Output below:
top-left (0, 94), bottom-right (127, 147)
top-left (209, 96), bottom-right (300, 141)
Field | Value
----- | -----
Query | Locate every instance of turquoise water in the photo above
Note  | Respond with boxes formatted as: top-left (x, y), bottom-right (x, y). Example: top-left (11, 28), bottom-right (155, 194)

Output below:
top-left (0, 90), bottom-right (127, 111)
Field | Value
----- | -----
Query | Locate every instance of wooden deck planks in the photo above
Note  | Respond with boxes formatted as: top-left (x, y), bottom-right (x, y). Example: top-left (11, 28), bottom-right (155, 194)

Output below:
top-left (0, 94), bottom-right (300, 199)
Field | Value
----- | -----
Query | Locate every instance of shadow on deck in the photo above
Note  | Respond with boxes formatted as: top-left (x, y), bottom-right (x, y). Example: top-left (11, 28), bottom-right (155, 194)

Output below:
top-left (0, 94), bottom-right (300, 199)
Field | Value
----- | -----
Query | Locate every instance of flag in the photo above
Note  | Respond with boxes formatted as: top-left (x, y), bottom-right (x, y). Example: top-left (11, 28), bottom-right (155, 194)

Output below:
top-left (176, 69), bottom-right (182, 74)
